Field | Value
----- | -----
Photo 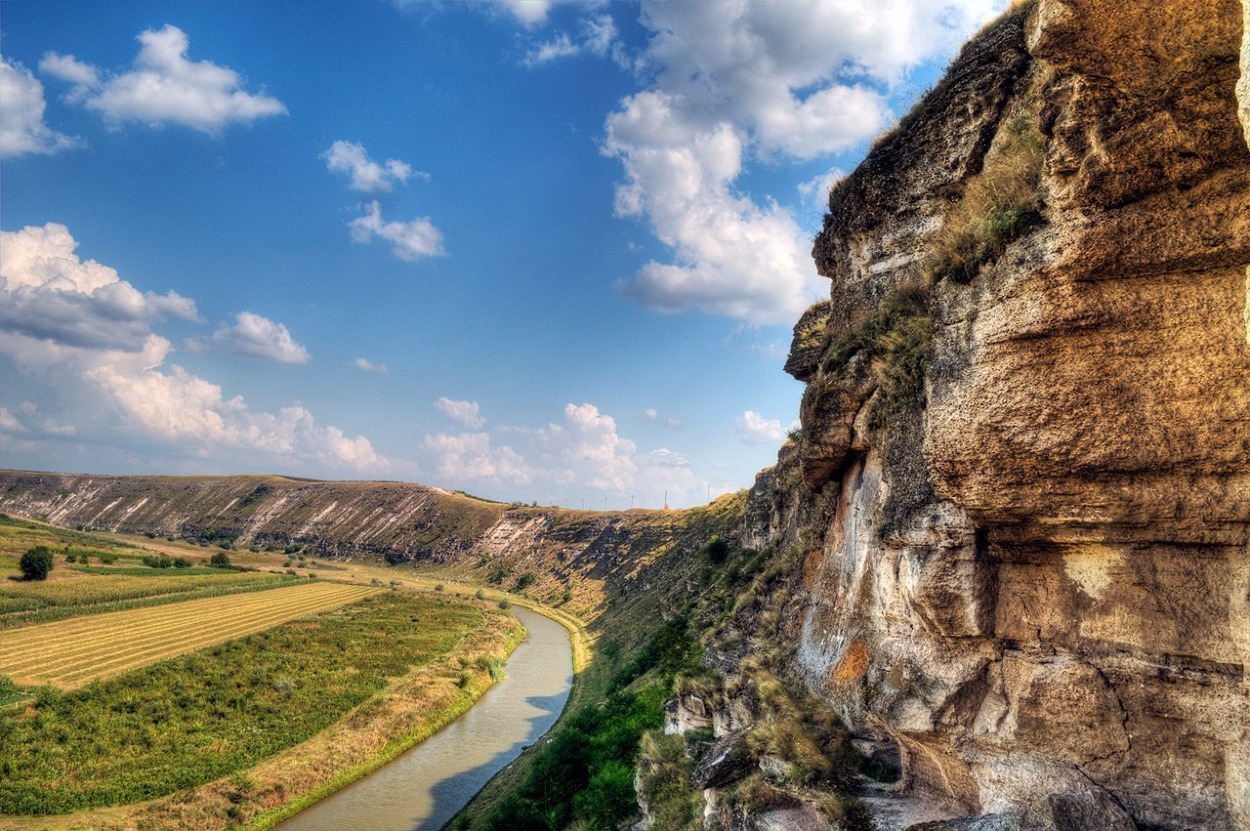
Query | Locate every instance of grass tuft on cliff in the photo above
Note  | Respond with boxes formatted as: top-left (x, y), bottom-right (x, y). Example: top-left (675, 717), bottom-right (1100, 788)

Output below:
top-left (926, 113), bottom-right (1045, 284)
top-left (822, 281), bottom-right (934, 424)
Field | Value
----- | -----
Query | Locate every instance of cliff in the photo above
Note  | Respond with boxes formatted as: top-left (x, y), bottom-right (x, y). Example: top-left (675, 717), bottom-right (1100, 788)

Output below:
top-left (704, 1), bottom-right (1249, 829)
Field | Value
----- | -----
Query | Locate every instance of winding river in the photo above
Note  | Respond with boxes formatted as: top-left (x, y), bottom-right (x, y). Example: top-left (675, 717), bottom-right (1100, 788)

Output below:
top-left (275, 607), bottom-right (574, 831)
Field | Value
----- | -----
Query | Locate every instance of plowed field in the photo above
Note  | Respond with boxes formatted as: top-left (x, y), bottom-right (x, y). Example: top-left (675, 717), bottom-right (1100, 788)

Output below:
top-left (0, 581), bottom-right (381, 688)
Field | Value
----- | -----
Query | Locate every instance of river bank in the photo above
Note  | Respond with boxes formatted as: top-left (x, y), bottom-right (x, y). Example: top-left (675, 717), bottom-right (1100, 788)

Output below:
top-left (273, 607), bottom-right (573, 831)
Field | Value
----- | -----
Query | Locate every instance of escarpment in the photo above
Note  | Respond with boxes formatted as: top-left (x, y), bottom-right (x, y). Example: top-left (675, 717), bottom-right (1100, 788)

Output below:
top-left (0, 470), bottom-right (740, 616)
top-left (723, 1), bottom-right (1250, 829)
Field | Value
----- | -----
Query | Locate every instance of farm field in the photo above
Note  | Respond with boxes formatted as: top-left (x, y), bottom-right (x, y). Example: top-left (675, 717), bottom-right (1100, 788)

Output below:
top-left (0, 581), bottom-right (380, 688)
top-left (0, 571), bottom-right (300, 628)
top-left (0, 591), bottom-right (520, 820)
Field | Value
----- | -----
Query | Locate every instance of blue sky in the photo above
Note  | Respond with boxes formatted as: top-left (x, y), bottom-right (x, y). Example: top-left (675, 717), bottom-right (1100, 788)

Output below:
top-left (1, 0), bottom-right (1003, 509)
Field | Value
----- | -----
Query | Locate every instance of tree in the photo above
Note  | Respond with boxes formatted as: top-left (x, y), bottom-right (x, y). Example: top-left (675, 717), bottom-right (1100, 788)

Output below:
top-left (20, 546), bottom-right (53, 581)
top-left (209, 552), bottom-right (232, 568)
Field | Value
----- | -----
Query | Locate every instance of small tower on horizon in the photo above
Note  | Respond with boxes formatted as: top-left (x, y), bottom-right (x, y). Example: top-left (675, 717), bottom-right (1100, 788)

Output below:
top-left (662, 489), bottom-right (669, 511)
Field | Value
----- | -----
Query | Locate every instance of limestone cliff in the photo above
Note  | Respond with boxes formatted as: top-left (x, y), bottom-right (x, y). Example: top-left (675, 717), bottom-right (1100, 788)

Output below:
top-left (724, 1), bottom-right (1249, 829)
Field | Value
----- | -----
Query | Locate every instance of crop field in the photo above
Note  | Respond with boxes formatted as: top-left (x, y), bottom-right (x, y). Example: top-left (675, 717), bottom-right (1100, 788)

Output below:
top-left (0, 570), bottom-right (296, 620)
top-left (0, 592), bottom-right (506, 817)
top-left (0, 581), bottom-right (380, 688)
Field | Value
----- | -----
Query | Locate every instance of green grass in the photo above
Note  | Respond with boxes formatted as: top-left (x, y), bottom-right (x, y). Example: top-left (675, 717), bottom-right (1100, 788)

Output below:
top-left (0, 592), bottom-right (486, 815)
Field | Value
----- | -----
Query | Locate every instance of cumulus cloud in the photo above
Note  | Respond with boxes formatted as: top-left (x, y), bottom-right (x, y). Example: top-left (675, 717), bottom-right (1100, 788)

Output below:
top-left (731, 410), bottom-right (786, 445)
top-left (422, 400), bottom-right (706, 506)
top-left (39, 25), bottom-right (286, 133)
top-left (0, 223), bottom-right (199, 351)
top-left (349, 201), bottom-right (446, 261)
top-left (355, 357), bottom-right (388, 374)
top-left (0, 223), bottom-right (388, 475)
top-left (323, 140), bottom-right (419, 192)
top-left (0, 57), bottom-right (84, 158)
top-left (435, 397), bottom-right (486, 429)
top-left (604, 0), bottom-right (1001, 324)
top-left (206, 311), bottom-right (311, 364)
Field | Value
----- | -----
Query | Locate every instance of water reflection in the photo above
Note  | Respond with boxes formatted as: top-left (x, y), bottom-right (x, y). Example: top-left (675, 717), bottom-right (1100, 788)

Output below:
top-left (275, 607), bottom-right (573, 831)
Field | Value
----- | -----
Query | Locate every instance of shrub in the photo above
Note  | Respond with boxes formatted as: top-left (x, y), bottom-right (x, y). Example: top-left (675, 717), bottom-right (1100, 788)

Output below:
top-left (173, 557), bottom-right (192, 568)
top-left (498, 598), bottom-right (511, 610)
top-left (209, 552), bottom-right (232, 569)
top-left (701, 536), bottom-right (730, 564)
top-left (434, 583), bottom-right (445, 592)
top-left (20, 546), bottom-right (53, 581)
top-left (515, 572), bottom-right (536, 591)
top-left (475, 588), bottom-right (486, 600)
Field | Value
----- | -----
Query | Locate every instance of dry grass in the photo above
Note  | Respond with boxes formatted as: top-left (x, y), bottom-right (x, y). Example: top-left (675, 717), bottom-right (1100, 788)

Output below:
top-left (925, 114), bottom-right (1045, 283)
top-left (0, 582), bottom-right (379, 688)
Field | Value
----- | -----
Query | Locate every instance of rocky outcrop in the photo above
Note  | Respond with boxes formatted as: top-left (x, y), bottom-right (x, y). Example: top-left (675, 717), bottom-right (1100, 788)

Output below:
top-left (749, 1), bottom-right (1250, 829)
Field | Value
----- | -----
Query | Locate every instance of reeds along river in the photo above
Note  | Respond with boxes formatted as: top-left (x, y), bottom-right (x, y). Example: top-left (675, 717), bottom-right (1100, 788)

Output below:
top-left (274, 607), bottom-right (574, 831)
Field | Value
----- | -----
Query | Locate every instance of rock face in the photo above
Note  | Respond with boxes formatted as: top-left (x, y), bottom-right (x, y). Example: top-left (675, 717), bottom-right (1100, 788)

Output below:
top-left (753, 2), bottom-right (1250, 829)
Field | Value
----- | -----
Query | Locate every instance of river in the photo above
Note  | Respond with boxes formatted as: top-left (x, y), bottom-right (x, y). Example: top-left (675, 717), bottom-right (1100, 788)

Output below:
top-left (274, 606), bottom-right (574, 831)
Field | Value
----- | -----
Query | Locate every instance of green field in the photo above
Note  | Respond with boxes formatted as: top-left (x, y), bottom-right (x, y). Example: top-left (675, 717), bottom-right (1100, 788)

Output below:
top-left (0, 581), bottom-right (381, 688)
top-left (0, 591), bottom-right (496, 815)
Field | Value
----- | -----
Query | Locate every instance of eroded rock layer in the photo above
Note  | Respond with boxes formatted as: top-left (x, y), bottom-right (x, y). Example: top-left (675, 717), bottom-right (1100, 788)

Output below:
top-left (750, 1), bottom-right (1249, 828)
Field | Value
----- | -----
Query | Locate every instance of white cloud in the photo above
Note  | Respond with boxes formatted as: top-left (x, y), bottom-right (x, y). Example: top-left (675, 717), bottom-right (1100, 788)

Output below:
top-left (435, 397), bottom-right (486, 429)
top-left (207, 311), bottom-right (311, 365)
top-left (0, 57), bottom-right (83, 158)
top-left (323, 140), bottom-right (418, 192)
top-left (604, 0), bottom-right (1002, 323)
top-left (0, 223), bottom-right (199, 351)
top-left (421, 401), bottom-right (706, 506)
top-left (0, 223), bottom-right (388, 475)
top-left (643, 408), bottom-right (658, 420)
top-left (0, 407), bottom-right (28, 433)
top-left (40, 25), bottom-right (287, 133)
top-left (424, 431), bottom-right (532, 483)
top-left (349, 201), bottom-right (446, 261)
top-left (524, 13), bottom-right (618, 65)
top-left (798, 167), bottom-right (847, 211)
top-left (355, 357), bottom-right (388, 374)
top-left (731, 410), bottom-right (786, 445)
top-left (665, 416), bottom-right (682, 429)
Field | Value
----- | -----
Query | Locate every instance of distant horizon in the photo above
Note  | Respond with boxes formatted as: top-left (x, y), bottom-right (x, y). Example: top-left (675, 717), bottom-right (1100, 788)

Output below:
top-left (1, 0), bottom-right (1007, 510)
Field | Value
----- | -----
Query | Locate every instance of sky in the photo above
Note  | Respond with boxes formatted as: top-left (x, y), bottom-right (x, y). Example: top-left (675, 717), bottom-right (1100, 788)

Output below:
top-left (0, 0), bottom-right (1005, 510)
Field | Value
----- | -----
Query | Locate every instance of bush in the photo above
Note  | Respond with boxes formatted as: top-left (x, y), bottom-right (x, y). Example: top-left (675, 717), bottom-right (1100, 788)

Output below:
top-left (209, 552), bottom-right (232, 569)
top-left (173, 557), bottom-right (192, 568)
top-left (702, 536), bottom-right (730, 564)
top-left (498, 598), bottom-right (511, 610)
top-left (515, 572), bottom-right (536, 591)
top-left (20, 546), bottom-right (53, 581)
top-left (475, 588), bottom-right (486, 600)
